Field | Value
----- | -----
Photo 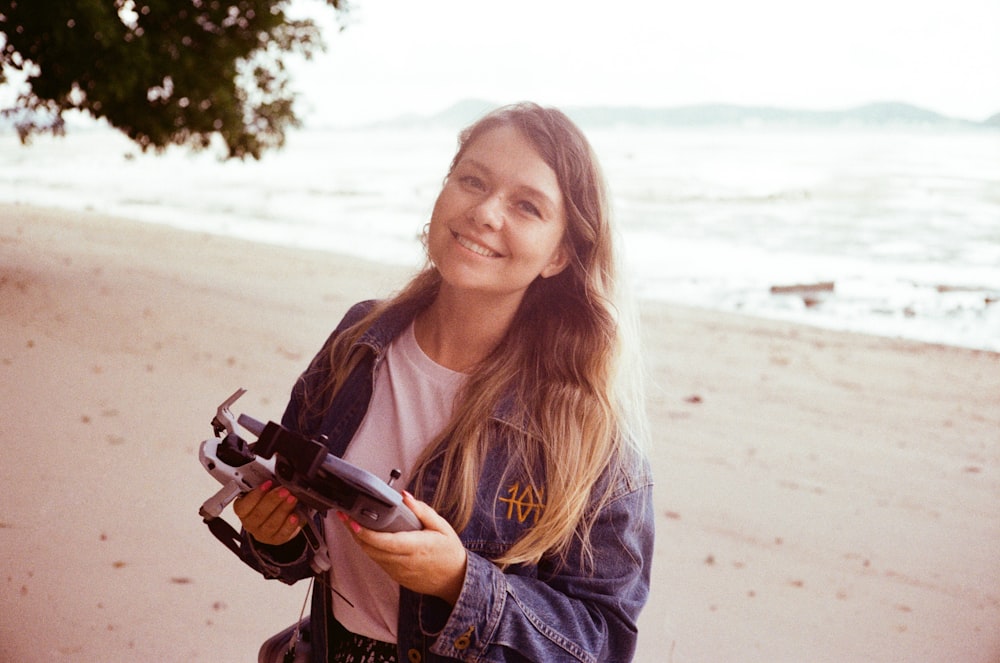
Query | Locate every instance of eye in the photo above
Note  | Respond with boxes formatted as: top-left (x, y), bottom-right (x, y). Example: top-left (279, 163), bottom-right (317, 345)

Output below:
top-left (517, 200), bottom-right (542, 217)
top-left (458, 175), bottom-right (486, 191)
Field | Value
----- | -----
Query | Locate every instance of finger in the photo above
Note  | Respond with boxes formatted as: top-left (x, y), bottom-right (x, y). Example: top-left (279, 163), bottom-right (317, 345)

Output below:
top-left (336, 512), bottom-right (400, 556)
top-left (351, 524), bottom-right (428, 559)
top-left (336, 510), bottom-right (365, 537)
top-left (363, 494), bottom-right (449, 548)
top-left (258, 488), bottom-right (299, 533)
top-left (233, 479), bottom-right (274, 519)
top-left (254, 514), bottom-right (302, 546)
top-left (247, 491), bottom-right (301, 544)
top-left (402, 491), bottom-right (451, 533)
top-left (272, 510), bottom-right (304, 543)
top-left (236, 484), bottom-right (296, 540)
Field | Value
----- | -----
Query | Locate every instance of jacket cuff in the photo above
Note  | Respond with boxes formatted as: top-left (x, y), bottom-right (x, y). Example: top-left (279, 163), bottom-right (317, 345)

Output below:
top-left (240, 529), bottom-right (311, 582)
top-left (428, 551), bottom-right (505, 660)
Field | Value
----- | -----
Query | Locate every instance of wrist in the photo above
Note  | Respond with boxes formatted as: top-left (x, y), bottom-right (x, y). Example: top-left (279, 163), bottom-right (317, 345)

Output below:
top-left (437, 550), bottom-right (468, 606)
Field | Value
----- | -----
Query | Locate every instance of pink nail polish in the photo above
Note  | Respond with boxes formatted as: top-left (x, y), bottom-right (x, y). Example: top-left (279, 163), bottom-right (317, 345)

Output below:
top-left (288, 514), bottom-right (298, 525)
top-left (259, 480), bottom-right (273, 493)
top-left (336, 511), bottom-right (348, 522)
top-left (286, 494), bottom-right (296, 505)
top-left (349, 521), bottom-right (361, 534)
top-left (278, 488), bottom-right (289, 499)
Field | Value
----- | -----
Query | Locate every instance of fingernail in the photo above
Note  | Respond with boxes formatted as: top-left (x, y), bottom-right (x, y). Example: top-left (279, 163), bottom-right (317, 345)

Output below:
top-left (259, 480), bottom-right (273, 493)
top-left (278, 488), bottom-right (289, 499)
top-left (349, 521), bottom-right (361, 534)
top-left (288, 514), bottom-right (298, 525)
top-left (286, 494), bottom-right (296, 505)
top-left (336, 511), bottom-right (348, 522)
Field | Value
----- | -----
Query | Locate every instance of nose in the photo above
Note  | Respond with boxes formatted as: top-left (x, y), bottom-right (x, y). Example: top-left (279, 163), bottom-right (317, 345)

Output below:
top-left (471, 193), bottom-right (506, 231)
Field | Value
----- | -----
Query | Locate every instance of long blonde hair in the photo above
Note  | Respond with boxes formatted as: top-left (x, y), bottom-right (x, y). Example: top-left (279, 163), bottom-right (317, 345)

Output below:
top-left (303, 103), bottom-right (646, 568)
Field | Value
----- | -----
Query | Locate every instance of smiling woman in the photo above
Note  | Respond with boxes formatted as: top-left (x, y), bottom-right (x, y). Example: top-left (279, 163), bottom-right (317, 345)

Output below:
top-left (426, 124), bottom-right (570, 312)
top-left (229, 102), bottom-right (654, 662)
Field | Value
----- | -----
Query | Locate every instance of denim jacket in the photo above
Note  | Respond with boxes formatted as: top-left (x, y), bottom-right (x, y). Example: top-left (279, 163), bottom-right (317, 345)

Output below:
top-left (239, 300), bottom-right (654, 662)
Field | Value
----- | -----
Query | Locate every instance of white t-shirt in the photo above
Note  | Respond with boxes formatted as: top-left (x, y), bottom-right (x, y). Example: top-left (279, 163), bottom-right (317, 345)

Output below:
top-left (324, 321), bottom-right (465, 642)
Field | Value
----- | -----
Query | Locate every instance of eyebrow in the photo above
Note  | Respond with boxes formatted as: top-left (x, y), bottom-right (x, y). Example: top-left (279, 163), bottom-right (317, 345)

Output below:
top-left (459, 157), bottom-right (561, 215)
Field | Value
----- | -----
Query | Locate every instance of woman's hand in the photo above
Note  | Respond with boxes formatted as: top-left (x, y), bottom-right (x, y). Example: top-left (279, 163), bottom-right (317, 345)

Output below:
top-left (338, 491), bottom-right (468, 605)
top-left (233, 480), bottom-right (303, 546)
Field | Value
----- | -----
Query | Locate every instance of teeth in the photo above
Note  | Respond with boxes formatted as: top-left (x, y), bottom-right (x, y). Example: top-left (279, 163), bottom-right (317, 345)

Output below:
top-left (455, 233), bottom-right (499, 257)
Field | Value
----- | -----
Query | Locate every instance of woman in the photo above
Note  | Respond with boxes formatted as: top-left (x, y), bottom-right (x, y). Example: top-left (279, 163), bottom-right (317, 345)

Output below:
top-left (233, 102), bottom-right (654, 662)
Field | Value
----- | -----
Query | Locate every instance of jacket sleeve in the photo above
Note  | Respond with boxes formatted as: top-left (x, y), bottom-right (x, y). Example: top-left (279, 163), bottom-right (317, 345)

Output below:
top-left (237, 529), bottom-right (316, 585)
top-left (425, 472), bottom-right (654, 663)
top-left (232, 343), bottom-right (325, 585)
top-left (234, 300), bottom-right (379, 584)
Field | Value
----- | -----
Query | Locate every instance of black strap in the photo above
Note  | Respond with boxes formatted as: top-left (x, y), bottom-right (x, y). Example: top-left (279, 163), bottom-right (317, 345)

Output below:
top-left (203, 517), bottom-right (259, 570)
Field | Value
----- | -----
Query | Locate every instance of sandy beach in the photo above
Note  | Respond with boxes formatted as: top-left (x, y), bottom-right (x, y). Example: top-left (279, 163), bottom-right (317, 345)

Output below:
top-left (1, 202), bottom-right (998, 662)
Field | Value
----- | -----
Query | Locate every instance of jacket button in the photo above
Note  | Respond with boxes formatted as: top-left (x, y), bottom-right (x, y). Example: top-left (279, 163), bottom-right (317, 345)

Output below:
top-left (454, 625), bottom-right (474, 650)
top-left (407, 648), bottom-right (422, 663)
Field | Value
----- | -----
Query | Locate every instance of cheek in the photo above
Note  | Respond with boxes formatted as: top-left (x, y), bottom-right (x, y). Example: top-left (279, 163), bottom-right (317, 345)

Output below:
top-left (523, 225), bottom-right (567, 263)
top-left (426, 208), bottom-right (451, 260)
top-left (429, 189), bottom-right (460, 228)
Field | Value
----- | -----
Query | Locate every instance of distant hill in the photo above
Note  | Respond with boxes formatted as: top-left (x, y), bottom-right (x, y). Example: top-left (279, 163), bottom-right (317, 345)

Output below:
top-left (372, 100), bottom-right (997, 130)
top-left (366, 99), bottom-right (497, 129)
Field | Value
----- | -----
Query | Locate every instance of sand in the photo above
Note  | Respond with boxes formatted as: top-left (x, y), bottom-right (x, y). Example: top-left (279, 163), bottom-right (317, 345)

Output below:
top-left (1, 203), bottom-right (998, 662)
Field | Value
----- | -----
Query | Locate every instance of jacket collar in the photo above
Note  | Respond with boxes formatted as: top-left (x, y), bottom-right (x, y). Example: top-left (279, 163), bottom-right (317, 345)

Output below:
top-left (350, 298), bottom-right (528, 434)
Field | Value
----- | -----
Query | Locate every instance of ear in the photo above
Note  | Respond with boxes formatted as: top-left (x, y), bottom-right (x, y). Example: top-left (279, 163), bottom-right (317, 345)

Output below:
top-left (539, 243), bottom-right (571, 279)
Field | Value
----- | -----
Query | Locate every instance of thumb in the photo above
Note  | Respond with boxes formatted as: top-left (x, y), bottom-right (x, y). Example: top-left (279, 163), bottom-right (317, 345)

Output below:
top-left (402, 490), bottom-right (451, 533)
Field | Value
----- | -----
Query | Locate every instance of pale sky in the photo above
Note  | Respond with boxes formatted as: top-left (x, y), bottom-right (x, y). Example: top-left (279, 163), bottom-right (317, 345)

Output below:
top-left (290, 0), bottom-right (1000, 127)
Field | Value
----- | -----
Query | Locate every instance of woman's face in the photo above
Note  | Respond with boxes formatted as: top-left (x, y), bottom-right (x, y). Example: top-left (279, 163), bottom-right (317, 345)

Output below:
top-left (427, 125), bottom-right (569, 304)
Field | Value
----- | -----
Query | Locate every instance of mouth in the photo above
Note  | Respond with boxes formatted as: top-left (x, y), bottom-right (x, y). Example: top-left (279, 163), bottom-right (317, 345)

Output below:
top-left (453, 231), bottom-right (501, 258)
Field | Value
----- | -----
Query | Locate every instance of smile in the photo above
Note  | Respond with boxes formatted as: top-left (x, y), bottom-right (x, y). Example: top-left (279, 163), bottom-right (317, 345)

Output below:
top-left (453, 232), bottom-right (501, 258)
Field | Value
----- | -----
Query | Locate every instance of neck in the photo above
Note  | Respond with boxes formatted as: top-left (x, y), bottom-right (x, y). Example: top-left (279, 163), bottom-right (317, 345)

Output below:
top-left (414, 286), bottom-right (522, 372)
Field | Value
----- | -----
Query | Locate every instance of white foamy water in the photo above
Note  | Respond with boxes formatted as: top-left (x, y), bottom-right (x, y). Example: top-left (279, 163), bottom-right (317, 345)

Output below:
top-left (2, 124), bottom-right (998, 351)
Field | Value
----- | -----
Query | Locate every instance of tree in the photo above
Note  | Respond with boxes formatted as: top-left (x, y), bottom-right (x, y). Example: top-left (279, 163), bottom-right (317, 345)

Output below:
top-left (0, 0), bottom-right (345, 159)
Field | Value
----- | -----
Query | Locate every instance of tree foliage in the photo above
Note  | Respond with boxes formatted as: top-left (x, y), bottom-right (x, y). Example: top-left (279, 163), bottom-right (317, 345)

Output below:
top-left (0, 0), bottom-right (344, 159)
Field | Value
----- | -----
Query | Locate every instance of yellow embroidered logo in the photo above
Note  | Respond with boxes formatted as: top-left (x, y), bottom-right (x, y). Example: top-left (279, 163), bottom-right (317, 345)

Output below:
top-left (498, 482), bottom-right (545, 524)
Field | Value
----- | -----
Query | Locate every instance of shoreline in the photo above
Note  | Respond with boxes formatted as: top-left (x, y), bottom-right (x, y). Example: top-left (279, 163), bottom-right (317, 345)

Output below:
top-left (5, 125), bottom-right (1000, 354)
top-left (2, 203), bottom-right (998, 662)
top-left (7, 194), bottom-right (998, 356)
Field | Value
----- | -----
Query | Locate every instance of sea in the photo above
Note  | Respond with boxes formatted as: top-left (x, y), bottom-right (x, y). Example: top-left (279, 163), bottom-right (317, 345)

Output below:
top-left (2, 122), bottom-right (998, 352)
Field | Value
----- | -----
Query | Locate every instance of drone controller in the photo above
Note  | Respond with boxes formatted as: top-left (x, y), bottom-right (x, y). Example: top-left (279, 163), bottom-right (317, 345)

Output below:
top-left (198, 389), bottom-right (422, 571)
